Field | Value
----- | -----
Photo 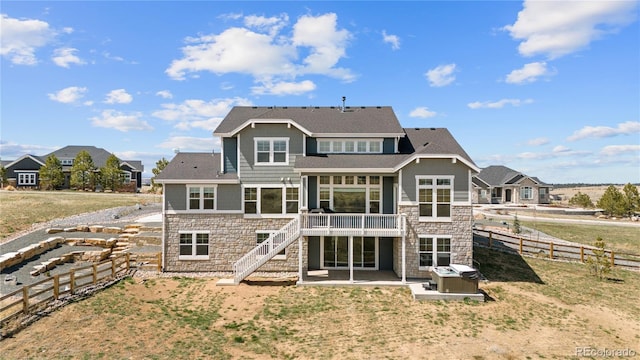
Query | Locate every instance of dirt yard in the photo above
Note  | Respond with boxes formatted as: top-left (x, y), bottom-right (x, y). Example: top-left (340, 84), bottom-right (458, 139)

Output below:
top-left (2, 247), bottom-right (639, 360)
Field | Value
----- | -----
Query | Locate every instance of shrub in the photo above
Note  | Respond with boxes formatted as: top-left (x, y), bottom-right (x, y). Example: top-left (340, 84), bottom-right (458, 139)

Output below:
top-left (568, 191), bottom-right (594, 209)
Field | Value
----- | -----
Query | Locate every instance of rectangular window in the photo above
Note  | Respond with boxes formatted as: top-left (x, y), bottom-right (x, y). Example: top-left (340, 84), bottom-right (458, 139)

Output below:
top-left (244, 187), bottom-right (257, 214)
top-left (419, 236), bottom-right (450, 268)
top-left (17, 173), bottom-right (37, 186)
top-left (417, 176), bottom-right (453, 220)
top-left (316, 139), bottom-right (384, 153)
top-left (261, 188), bottom-right (282, 214)
top-left (188, 186), bottom-right (216, 210)
top-left (369, 188), bottom-right (380, 214)
top-left (257, 231), bottom-right (286, 259)
top-left (255, 138), bottom-right (288, 165)
top-left (521, 187), bottom-right (533, 200)
top-left (179, 232), bottom-right (209, 260)
top-left (319, 187), bottom-right (330, 209)
top-left (286, 188), bottom-right (299, 214)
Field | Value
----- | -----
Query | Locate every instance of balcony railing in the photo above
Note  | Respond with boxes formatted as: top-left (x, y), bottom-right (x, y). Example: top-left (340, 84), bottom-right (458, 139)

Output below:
top-left (300, 213), bottom-right (405, 237)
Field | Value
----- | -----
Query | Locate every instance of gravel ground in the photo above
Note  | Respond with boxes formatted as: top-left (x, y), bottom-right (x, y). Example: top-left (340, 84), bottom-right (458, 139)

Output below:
top-left (1, 203), bottom-right (162, 296)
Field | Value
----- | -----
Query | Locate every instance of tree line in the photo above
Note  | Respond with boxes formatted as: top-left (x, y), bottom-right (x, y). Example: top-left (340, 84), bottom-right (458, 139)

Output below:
top-left (569, 183), bottom-right (640, 217)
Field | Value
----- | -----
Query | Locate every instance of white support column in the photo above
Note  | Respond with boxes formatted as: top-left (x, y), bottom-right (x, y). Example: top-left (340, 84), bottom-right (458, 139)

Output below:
top-left (349, 236), bottom-right (354, 283)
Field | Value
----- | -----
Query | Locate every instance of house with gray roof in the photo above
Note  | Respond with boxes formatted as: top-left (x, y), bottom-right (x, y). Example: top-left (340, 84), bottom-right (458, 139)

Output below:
top-left (2, 145), bottom-right (144, 191)
top-left (473, 165), bottom-right (552, 205)
top-left (155, 105), bottom-right (480, 284)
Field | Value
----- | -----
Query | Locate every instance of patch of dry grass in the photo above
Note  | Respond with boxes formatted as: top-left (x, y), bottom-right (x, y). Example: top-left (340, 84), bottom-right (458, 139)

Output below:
top-left (0, 190), bottom-right (160, 240)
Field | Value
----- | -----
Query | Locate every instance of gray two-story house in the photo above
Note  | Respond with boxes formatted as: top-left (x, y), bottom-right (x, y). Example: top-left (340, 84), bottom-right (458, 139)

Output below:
top-left (155, 106), bottom-right (479, 284)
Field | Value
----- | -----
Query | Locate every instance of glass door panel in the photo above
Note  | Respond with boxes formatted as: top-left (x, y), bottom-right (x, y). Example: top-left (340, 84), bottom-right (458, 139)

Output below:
top-left (336, 236), bottom-right (349, 267)
top-left (363, 237), bottom-right (376, 268)
top-left (353, 237), bottom-right (363, 267)
top-left (323, 237), bottom-right (335, 267)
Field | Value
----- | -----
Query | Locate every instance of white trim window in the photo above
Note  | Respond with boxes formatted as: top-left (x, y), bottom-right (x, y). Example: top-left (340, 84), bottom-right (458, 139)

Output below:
top-left (317, 175), bottom-right (381, 213)
top-left (520, 186), bottom-right (533, 200)
top-left (244, 186), bottom-right (299, 215)
top-left (255, 138), bottom-right (289, 165)
top-left (418, 236), bottom-right (451, 268)
top-left (17, 172), bottom-right (37, 186)
top-left (417, 176), bottom-right (453, 221)
top-left (123, 171), bottom-right (132, 184)
top-left (179, 231), bottom-right (209, 260)
top-left (317, 139), bottom-right (384, 154)
top-left (188, 186), bottom-right (216, 210)
top-left (256, 231), bottom-right (286, 260)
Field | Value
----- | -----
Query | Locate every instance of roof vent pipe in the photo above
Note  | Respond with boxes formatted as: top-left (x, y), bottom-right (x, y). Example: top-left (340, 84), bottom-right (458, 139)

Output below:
top-left (341, 96), bottom-right (346, 112)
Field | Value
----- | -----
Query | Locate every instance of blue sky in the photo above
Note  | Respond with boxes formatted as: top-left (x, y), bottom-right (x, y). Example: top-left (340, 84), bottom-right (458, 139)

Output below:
top-left (1, 1), bottom-right (639, 183)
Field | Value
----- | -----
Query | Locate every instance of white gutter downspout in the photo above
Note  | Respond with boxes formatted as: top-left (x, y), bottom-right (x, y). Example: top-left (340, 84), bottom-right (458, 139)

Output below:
top-left (161, 183), bottom-right (166, 272)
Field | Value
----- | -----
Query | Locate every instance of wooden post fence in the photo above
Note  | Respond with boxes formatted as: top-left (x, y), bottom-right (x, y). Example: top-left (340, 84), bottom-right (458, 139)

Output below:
top-left (580, 246), bottom-right (584, 263)
top-left (611, 251), bottom-right (615, 267)
top-left (157, 252), bottom-right (162, 273)
top-left (489, 232), bottom-right (493, 248)
top-left (549, 242), bottom-right (554, 259)
top-left (53, 275), bottom-right (60, 300)
top-left (519, 237), bottom-right (523, 254)
top-left (125, 253), bottom-right (131, 271)
top-left (69, 269), bottom-right (75, 294)
top-left (92, 264), bottom-right (98, 284)
top-left (22, 287), bottom-right (29, 313)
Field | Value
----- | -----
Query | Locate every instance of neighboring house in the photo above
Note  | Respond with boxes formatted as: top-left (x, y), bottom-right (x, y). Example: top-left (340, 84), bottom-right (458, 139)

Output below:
top-left (473, 165), bottom-right (552, 205)
top-left (2, 145), bottom-right (144, 191)
top-left (155, 106), bottom-right (480, 284)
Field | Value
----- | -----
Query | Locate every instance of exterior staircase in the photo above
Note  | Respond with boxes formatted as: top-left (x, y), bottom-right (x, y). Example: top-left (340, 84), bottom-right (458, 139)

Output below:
top-left (233, 217), bottom-right (300, 284)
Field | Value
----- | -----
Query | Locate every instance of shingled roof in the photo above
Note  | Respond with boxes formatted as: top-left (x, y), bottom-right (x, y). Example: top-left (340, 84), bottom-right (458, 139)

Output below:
top-left (476, 165), bottom-right (549, 186)
top-left (214, 106), bottom-right (405, 137)
top-left (154, 152), bottom-right (238, 183)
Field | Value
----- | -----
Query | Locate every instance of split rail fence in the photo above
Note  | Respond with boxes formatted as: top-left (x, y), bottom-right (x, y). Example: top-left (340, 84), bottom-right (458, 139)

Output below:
top-left (0, 252), bottom-right (162, 328)
top-left (473, 229), bottom-right (640, 270)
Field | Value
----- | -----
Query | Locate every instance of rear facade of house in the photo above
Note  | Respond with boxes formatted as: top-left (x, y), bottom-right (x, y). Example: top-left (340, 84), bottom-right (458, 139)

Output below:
top-left (156, 106), bottom-right (479, 283)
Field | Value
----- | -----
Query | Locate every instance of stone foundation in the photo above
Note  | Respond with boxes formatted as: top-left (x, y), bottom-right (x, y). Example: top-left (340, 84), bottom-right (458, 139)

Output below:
top-left (393, 205), bottom-right (473, 279)
top-left (164, 214), bottom-right (301, 272)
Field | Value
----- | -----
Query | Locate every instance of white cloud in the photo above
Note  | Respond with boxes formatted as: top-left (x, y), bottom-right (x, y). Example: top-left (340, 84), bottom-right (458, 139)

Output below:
top-left (104, 89), bottom-right (133, 104)
top-left (467, 98), bottom-right (534, 109)
top-left (425, 64), bottom-right (456, 87)
top-left (382, 30), bottom-right (400, 50)
top-left (52, 47), bottom-right (85, 68)
top-left (0, 140), bottom-right (56, 159)
top-left (567, 121), bottom-right (640, 141)
top-left (251, 80), bottom-right (316, 96)
top-left (90, 110), bottom-right (153, 132)
top-left (527, 137), bottom-right (549, 146)
top-left (504, 0), bottom-right (638, 59)
top-left (48, 86), bottom-right (88, 104)
top-left (505, 61), bottom-right (553, 84)
top-left (600, 144), bottom-right (640, 156)
top-left (552, 145), bottom-right (571, 153)
top-left (166, 12), bottom-right (354, 92)
top-left (156, 90), bottom-right (173, 99)
top-left (409, 107), bottom-right (437, 119)
top-left (0, 14), bottom-right (57, 65)
top-left (157, 136), bottom-right (219, 152)
top-left (153, 97), bottom-right (252, 131)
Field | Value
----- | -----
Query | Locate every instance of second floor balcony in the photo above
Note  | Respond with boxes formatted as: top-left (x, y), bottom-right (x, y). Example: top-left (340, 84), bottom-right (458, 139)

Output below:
top-left (300, 213), bottom-right (406, 237)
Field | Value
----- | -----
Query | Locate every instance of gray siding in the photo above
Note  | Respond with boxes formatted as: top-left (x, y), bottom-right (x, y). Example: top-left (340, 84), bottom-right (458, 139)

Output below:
top-left (383, 138), bottom-right (395, 153)
top-left (218, 184), bottom-right (242, 210)
top-left (165, 184), bottom-right (186, 211)
top-left (238, 124), bottom-right (303, 184)
top-left (383, 176), bottom-right (395, 214)
top-left (400, 159), bottom-right (471, 203)
top-left (223, 137), bottom-right (238, 173)
top-left (308, 175), bottom-right (318, 209)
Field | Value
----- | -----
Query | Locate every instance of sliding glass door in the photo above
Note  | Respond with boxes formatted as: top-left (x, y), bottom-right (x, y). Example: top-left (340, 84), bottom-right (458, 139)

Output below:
top-left (322, 236), bottom-right (377, 269)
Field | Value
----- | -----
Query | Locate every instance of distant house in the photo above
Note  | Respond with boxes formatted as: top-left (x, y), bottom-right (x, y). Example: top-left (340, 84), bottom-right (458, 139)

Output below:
top-left (155, 105), bottom-right (480, 284)
top-left (2, 145), bottom-right (144, 191)
top-left (473, 165), bottom-right (552, 205)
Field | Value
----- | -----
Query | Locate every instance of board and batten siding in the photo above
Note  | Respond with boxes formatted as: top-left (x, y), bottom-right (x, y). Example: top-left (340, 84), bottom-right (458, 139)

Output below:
top-left (222, 137), bottom-right (238, 173)
top-left (400, 159), bottom-right (471, 203)
top-left (238, 124), bottom-right (304, 184)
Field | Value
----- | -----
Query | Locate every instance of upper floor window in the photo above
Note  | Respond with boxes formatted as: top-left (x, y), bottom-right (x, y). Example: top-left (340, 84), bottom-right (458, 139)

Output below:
top-left (61, 159), bottom-right (73, 166)
top-left (244, 186), bottom-right (299, 215)
top-left (417, 176), bottom-right (453, 221)
top-left (521, 187), bottom-right (533, 200)
top-left (255, 138), bottom-right (288, 165)
top-left (317, 139), bottom-right (383, 154)
top-left (188, 186), bottom-right (216, 210)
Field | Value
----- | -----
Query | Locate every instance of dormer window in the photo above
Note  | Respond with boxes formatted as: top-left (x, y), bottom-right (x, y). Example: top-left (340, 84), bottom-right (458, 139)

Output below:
top-left (255, 138), bottom-right (289, 165)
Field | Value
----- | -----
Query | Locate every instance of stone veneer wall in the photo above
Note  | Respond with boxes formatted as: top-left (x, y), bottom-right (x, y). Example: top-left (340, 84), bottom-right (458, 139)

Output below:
top-left (164, 214), bottom-right (301, 272)
top-left (393, 205), bottom-right (473, 279)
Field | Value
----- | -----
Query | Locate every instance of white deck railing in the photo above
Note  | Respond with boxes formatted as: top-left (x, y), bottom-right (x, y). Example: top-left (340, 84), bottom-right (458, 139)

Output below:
top-left (300, 213), bottom-right (405, 237)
